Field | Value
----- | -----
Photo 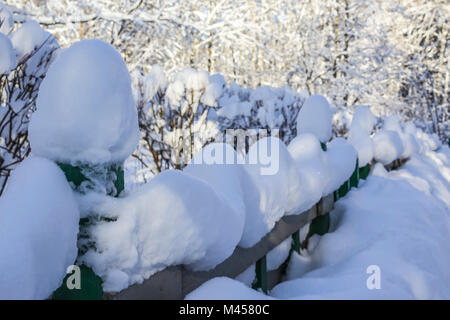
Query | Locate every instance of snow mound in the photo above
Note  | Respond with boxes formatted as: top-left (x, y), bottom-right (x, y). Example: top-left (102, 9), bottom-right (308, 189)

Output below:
top-left (78, 170), bottom-right (242, 292)
top-left (29, 39), bottom-right (139, 165)
top-left (0, 33), bottom-right (15, 74)
top-left (348, 106), bottom-right (376, 167)
top-left (350, 105), bottom-right (377, 134)
top-left (239, 137), bottom-right (302, 247)
top-left (271, 148), bottom-right (450, 299)
top-left (296, 95), bottom-right (332, 143)
top-left (184, 143), bottom-right (247, 240)
top-left (348, 129), bottom-right (374, 167)
top-left (185, 277), bottom-right (273, 300)
top-left (372, 130), bottom-right (404, 165)
top-left (323, 138), bottom-right (358, 195)
top-left (0, 4), bottom-right (14, 35)
top-left (288, 133), bottom-right (328, 212)
top-left (10, 21), bottom-right (50, 60)
top-left (0, 157), bottom-right (79, 299)
top-left (383, 114), bottom-right (403, 134)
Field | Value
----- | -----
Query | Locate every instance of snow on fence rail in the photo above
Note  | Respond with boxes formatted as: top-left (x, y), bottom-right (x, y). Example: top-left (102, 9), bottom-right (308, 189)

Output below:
top-left (0, 34), bottom-right (443, 299)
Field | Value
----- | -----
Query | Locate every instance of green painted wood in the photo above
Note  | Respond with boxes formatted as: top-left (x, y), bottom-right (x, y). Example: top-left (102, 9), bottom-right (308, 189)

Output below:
top-left (53, 162), bottom-right (124, 300)
top-left (291, 230), bottom-right (300, 253)
top-left (320, 142), bottom-right (327, 151)
top-left (338, 180), bottom-right (349, 198)
top-left (359, 164), bottom-right (370, 180)
top-left (349, 158), bottom-right (359, 189)
top-left (52, 265), bottom-right (102, 300)
top-left (252, 256), bottom-right (268, 294)
top-left (308, 212), bottom-right (330, 237)
top-left (57, 163), bottom-right (124, 196)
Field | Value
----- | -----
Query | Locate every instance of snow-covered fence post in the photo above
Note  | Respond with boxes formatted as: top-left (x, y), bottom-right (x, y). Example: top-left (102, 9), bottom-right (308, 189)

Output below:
top-left (27, 39), bottom-right (139, 300)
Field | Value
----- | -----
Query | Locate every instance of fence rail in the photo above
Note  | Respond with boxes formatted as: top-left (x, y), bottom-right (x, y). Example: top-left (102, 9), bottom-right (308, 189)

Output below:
top-left (105, 193), bottom-right (334, 300)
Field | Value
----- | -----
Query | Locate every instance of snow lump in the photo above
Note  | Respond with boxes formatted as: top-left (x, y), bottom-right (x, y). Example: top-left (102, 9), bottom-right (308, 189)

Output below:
top-left (29, 39), bottom-right (139, 165)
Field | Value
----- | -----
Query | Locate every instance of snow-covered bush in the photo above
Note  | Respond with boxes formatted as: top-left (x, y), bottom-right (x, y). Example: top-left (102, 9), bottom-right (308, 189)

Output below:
top-left (131, 67), bottom-right (223, 183)
top-left (0, 18), bottom-right (59, 194)
top-left (130, 66), bottom-right (306, 186)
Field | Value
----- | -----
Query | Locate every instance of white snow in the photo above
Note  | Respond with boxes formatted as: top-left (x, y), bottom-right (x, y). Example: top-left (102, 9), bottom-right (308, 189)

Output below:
top-left (266, 237), bottom-right (292, 271)
top-left (185, 277), bottom-right (273, 300)
top-left (142, 64), bottom-right (167, 101)
top-left (287, 133), bottom-right (328, 212)
top-left (239, 137), bottom-right (303, 247)
top-left (350, 105), bottom-right (377, 134)
top-left (28, 39), bottom-right (139, 165)
top-left (348, 130), bottom-right (374, 167)
top-left (184, 143), bottom-right (247, 240)
top-left (200, 74), bottom-right (225, 107)
top-left (348, 105), bottom-right (376, 167)
top-left (216, 94), bottom-right (252, 118)
top-left (322, 137), bottom-right (358, 195)
top-left (0, 33), bottom-right (15, 74)
top-left (270, 146), bottom-right (450, 299)
top-left (78, 169), bottom-right (242, 292)
top-left (10, 20), bottom-right (50, 61)
top-left (372, 130), bottom-right (404, 165)
top-left (186, 143), bottom-right (450, 300)
top-left (0, 157), bottom-right (79, 299)
top-left (0, 3), bottom-right (14, 35)
top-left (296, 94), bottom-right (333, 143)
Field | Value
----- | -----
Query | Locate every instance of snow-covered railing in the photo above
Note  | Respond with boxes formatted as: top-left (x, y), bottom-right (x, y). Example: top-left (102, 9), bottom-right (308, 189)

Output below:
top-left (107, 193), bottom-right (335, 299)
top-left (0, 35), bottom-right (443, 300)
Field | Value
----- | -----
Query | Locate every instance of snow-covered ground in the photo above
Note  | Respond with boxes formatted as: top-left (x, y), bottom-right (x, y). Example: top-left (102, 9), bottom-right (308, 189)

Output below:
top-left (187, 145), bottom-right (450, 300)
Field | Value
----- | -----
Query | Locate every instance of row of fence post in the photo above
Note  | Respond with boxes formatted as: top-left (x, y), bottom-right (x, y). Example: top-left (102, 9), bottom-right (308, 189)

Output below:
top-left (52, 147), bottom-right (373, 299)
top-left (251, 145), bottom-right (370, 294)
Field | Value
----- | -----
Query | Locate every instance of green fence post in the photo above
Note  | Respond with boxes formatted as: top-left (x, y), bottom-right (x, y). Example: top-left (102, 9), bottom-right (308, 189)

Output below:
top-left (291, 230), bottom-right (301, 254)
top-left (252, 256), bottom-right (268, 294)
top-left (349, 158), bottom-right (359, 189)
top-left (338, 179), bottom-right (349, 198)
top-left (359, 163), bottom-right (370, 180)
top-left (52, 162), bottom-right (124, 300)
top-left (308, 213), bottom-right (330, 237)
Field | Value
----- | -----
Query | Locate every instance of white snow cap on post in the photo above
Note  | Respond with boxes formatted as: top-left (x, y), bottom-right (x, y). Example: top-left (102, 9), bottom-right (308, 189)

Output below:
top-left (29, 39), bottom-right (139, 165)
top-left (296, 94), bottom-right (332, 143)
top-left (348, 105), bottom-right (377, 167)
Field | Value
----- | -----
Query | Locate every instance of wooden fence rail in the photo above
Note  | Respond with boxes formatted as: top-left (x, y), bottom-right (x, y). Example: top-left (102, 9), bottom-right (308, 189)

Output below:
top-left (105, 193), bottom-right (335, 300)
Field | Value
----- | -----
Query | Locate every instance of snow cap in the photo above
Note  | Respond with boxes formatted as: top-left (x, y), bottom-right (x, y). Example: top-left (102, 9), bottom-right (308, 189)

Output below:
top-left (296, 94), bottom-right (332, 143)
top-left (29, 39), bottom-right (139, 165)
